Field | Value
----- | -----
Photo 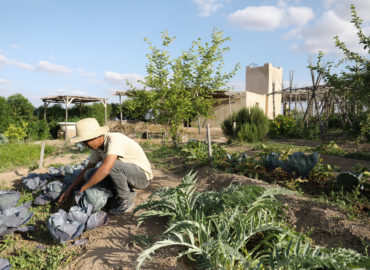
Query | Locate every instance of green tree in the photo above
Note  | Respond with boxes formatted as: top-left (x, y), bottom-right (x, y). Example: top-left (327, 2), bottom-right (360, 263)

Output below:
top-left (0, 97), bottom-right (11, 133)
top-left (310, 4), bottom-right (369, 140)
top-left (129, 29), bottom-right (239, 145)
top-left (7, 94), bottom-right (34, 123)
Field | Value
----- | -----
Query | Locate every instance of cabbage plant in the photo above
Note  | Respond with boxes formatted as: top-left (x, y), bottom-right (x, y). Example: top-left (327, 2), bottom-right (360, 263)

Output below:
top-left (0, 200), bottom-right (34, 236)
top-left (0, 258), bottom-right (11, 270)
top-left (280, 152), bottom-right (319, 178)
top-left (86, 211), bottom-right (109, 230)
top-left (0, 190), bottom-right (20, 211)
top-left (21, 173), bottom-right (48, 192)
top-left (75, 187), bottom-right (112, 212)
top-left (34, 181), bottom-right (65, 206)
top-left (262, 152), bottom-right (282, 172)
top-left (48, 209), bottom-right (85, 243)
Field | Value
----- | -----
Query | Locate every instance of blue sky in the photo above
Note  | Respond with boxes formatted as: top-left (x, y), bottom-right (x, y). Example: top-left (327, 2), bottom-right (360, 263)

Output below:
top-left (1, 0), bottom-right (369, 107)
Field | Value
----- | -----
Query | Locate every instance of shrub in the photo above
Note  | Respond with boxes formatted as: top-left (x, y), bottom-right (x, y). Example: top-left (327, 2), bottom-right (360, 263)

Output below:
top-left (27, 119), bottom-right (51, 141)
top-left (4, 121), bottom-right (28, 142)
top-left (269, 115), bottom-right (298, 137)
top-left (221, 106), bottom-right (269, 142)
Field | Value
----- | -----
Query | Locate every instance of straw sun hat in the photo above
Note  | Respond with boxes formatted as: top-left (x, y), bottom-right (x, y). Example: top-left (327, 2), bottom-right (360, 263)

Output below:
top-left (71, 118), bottom-right (109, 143)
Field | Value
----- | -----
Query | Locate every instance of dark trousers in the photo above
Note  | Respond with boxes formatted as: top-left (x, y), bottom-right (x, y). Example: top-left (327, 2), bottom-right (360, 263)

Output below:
top-left (84, 160), bottom-right (150, 201)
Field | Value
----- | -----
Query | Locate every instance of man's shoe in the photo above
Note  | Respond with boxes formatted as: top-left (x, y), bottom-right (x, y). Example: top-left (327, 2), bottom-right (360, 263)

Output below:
top-left (109, 199), bottom-right (135, 215)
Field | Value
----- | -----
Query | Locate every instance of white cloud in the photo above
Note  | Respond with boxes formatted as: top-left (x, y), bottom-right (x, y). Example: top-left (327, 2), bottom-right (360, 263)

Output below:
top-left (289, 9), bottom-right (369, 54)
top-left (104, 71), bottom-right (144, 88)
top-left (228, 5), bottom-right (314, 31)
top-left (229, 6), bottom-right (284, 30)
top-left (11, 44), bottom-right (20, 49)
top-left (0, 54), bottom-right (35, 70)
top-left (286, 7), bottom-right (314, 27)
top-left (0, 55), bottom-right (74, 75)
top-left (324, 0), bottom-right (370, 20)
top-left (0, 78), bottom-right (11, 84)
top-left (36, 61), bottom-right (72, 75)
top-left (192, 0), bottom-right (227, 17)
top-left (77, 68), bottom-right (96, 78)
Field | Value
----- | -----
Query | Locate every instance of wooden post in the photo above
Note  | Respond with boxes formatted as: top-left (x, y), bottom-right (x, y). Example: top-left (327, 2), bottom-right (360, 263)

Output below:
top-left (295, 90), bottom-right (297, 111)
top-left (206, 124), bottom-right (212, 164)
top-left (39, 141), bottom-right (45, 169)
top-left (63, 97), bottom-right (75, 140)
top-left (289, 70), bottom-right (294, 116)
top-left (64, 97), bottom-right (69, 140)
top-left (101, 98), bottom-right (107, 125)
top-left (229, 90), bottom-right (232, 116)
top-left (119, 94), bottom-right (123, 125)
top-left (43, 101), bottom-right (50, 120)
top-left (198, 116), bottom-right (201, 134)
top-left (162, 132), bottom-right (165, 147)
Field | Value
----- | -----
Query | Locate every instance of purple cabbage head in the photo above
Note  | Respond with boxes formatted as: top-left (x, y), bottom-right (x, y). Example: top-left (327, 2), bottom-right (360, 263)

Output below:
top-left (0, 258), bottom-right (11, 270)
top-left (0, 190), bottom-right (20, 211)
top-left (0, 201), bottom-right (34, 237)
top-left (21, 173), bottom-right (47, 192)
top-left (47, 209), bottom-right (85, 243)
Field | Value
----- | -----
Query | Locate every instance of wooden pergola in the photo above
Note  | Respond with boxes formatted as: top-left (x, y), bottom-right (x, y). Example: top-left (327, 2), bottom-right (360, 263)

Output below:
top-left (41, 95), bottom-right (108, 139)
top-left (114, 91), bottom-right (130, 124)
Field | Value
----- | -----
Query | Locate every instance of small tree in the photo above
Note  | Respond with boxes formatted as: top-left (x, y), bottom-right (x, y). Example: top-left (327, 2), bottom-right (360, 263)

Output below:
top-left (129, 29), bottom-right (239, 146)
top-left (314, 4), bottom-right (370, 140)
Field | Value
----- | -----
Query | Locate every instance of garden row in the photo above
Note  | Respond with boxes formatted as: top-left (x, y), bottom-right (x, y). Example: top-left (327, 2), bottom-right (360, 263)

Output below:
top-left (133, 172), bottom-right (368, 269)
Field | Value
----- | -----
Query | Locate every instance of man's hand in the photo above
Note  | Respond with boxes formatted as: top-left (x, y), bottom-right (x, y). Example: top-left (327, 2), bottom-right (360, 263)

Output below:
top-left (58, 189), bottom-right (71, 203)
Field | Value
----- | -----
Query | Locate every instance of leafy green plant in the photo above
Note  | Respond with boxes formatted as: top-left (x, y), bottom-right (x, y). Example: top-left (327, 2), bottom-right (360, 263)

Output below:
top-left (180, 140), bottom-right (226, 165)
top-left (269, 115), bottom-right (298, 137)
top-left (134, 172), bottom-right (367, 269)
top-left (222, 106), bottom-right (269, 142)
top-left (4, 121), bottom-right (28, 142)
top-left (281, 152), bottom-right (319, 179)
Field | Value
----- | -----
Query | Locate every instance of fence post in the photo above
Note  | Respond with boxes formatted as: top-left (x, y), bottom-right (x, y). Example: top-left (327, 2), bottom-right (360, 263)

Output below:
top-left (39, 141), bottom-right (45, 169)
top-left (206, 124), bottom-right (212, 165)
top-left (162, 132), bottom-right (165, 147)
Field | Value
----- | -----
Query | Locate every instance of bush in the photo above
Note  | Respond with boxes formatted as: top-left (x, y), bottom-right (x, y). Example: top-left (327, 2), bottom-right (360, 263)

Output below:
top-left (269, 115), bottom-right (298, 137)
top-left (4, 121), bottom-right (28, 142)
top-left (27, 119), bottom-right (51, 141)
top-left (357, 111), bottom-right (370, 142)
top-left (221, 106), bottom-right (269, 142)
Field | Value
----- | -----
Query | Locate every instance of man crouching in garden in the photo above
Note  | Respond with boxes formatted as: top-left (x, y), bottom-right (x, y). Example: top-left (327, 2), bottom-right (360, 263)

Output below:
top-left (58, 118), bottom-right (153, 214)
